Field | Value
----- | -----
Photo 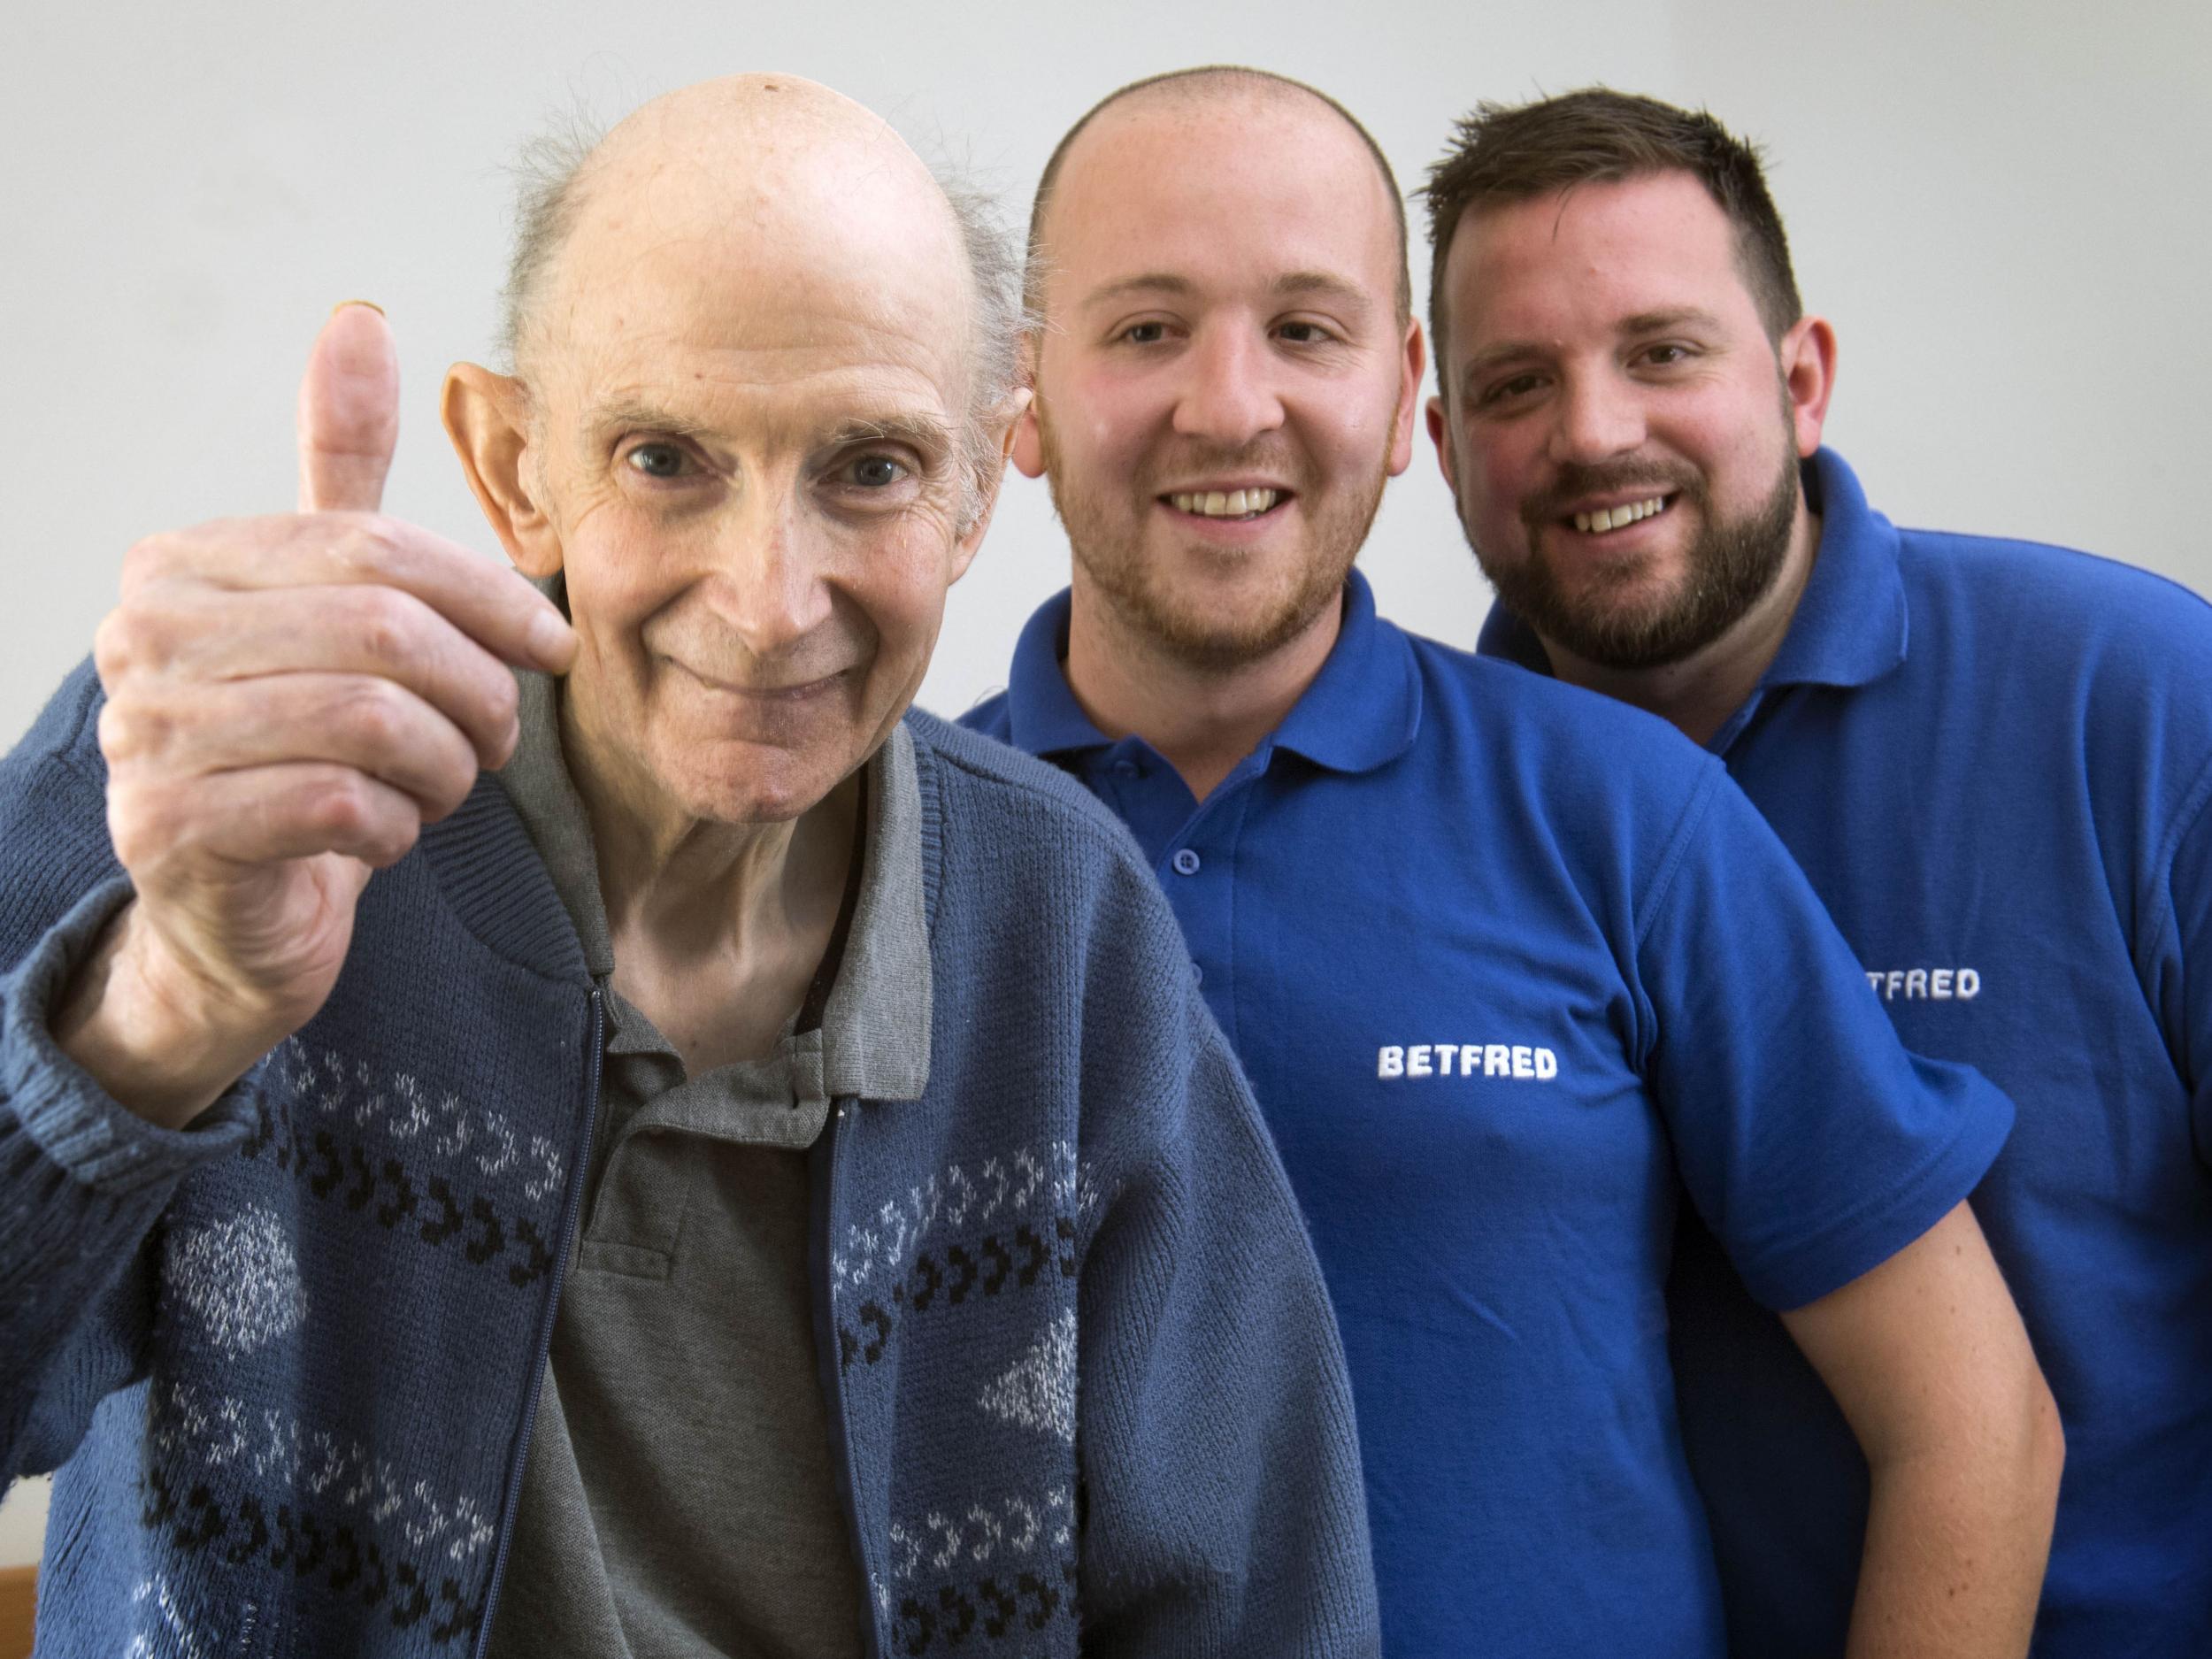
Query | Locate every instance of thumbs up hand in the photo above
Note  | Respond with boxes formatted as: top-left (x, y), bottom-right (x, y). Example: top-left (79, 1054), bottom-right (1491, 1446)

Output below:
top-left (56, 305), bottom-right (575, 1128)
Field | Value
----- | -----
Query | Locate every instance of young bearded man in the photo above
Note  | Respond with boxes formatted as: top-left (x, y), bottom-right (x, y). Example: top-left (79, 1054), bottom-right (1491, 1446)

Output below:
top-left (1425, 87), bottom-right (2212, 1656)
top-left (966, 64), bottom-right (2060, 1659)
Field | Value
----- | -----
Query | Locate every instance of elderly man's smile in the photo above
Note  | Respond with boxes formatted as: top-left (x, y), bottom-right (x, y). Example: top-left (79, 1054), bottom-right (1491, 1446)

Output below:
top-left (664, 656), bottom-right (855, 703)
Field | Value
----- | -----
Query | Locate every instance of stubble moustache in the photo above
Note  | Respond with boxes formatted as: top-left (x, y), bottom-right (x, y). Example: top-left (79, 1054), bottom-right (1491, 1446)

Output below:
top-left (1038, 410), bottom-right (1388, 673)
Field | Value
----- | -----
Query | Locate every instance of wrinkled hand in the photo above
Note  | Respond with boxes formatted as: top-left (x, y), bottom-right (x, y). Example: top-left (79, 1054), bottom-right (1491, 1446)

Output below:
top-left (58, 305), bottom-right (574, 1126)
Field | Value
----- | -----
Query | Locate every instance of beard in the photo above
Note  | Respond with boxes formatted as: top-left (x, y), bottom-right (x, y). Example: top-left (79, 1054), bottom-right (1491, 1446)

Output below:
top-left (1465, 429), bottom-right (1801, 672)
top-left (1038, 410), bottom-right (1391, 673)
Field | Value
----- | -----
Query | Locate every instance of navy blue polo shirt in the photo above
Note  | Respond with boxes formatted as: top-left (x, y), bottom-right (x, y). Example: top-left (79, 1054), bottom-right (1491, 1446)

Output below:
top-left (965, 571), bottom-right (2013, 1657)
top-left (1481, 448), bottom-right (2212, 1657)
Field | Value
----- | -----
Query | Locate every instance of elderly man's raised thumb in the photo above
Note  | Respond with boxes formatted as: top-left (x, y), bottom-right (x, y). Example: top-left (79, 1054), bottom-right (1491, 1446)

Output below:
top-left (297, 300), bottom-right (400, 515)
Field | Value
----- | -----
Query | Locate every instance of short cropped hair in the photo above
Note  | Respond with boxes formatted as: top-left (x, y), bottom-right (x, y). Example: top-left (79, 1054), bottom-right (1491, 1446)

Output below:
top-left (1421, 88), bottom-right (1802, 367)
top-left (1026, 65), bottom-right (1412, 325)
top-left (496, 106), bottom-right (1026, 530)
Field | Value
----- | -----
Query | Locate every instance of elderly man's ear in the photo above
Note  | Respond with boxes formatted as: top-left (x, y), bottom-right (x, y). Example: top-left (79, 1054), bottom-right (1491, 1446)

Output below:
top-left (442, 364), bottom-right (563, 578)
top-left (950, 384), bottom-right (1035, 579)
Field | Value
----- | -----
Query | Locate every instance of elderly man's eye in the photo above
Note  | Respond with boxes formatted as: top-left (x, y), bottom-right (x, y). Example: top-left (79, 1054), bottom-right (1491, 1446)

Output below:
top-left (847, 454), bottom-right (909, 488)
top-left (626, 442), bottom-right (692, 479)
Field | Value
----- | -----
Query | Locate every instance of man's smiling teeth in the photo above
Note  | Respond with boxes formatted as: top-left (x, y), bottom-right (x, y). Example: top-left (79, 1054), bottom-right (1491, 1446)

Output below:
top-left (1572, 495), bottom-right (1668, 534)
top-left (1171, 488), bottom-right (1280, 518)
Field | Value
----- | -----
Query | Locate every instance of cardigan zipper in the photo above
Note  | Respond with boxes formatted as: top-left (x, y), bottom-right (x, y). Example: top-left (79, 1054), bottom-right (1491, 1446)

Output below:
top-left (471, 987), bottom-right (604, 1659)
top-left (812, 1095), bottom-right (885, 1659)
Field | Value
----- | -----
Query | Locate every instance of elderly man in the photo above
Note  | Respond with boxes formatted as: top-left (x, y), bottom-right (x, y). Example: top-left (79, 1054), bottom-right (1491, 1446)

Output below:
top-left (0, 76), bottom-right (1378, 1656)
top-left (1426, 88), bottom-right (2212, 1655)
top-left (966, 65), bottom-right (2061, 1658)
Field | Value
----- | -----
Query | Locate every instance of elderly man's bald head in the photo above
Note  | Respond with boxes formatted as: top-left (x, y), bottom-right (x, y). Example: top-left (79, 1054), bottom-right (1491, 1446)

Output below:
top-left (501, 74), bottom-right (1022, 515)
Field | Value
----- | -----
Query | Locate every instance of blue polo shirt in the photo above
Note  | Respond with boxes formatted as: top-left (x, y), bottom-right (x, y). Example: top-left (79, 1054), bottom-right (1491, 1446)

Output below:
top-left (964, 572), bottom-right (2013, 1656)
top-left (1481, 448), bottom-right (2212, 1657)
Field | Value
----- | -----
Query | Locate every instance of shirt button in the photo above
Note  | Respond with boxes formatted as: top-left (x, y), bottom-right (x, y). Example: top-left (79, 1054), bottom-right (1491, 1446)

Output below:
top-left (1192, 961), bottom-right (1204, 985)
top-left (1112, 759), bottom-right (1140, 777)
top-left (1171, 849), bottom-right (1201, 876)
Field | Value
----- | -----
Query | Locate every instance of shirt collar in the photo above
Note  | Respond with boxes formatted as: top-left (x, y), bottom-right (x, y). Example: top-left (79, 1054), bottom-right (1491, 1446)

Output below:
top-left (818, 721), bottom-right (931, 1102)
top-left (1758, 447), bottom-right (1909, 692)
top-left (1473, 589), bottom-right (1550, 673)
top-left (1001, 588), bottom-right (1108, 758)
top-left (999, 569), bottom-right (1421, 777)
top-left (496, 635), bottom-right (932, 1104)
top-left (1475, 447), bottom-right (1911, 695)
top-left (1268, 570), bottom-right (1423, 773)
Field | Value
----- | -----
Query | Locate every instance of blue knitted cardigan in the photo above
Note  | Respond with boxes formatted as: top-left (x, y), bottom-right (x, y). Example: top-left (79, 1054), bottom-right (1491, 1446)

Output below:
top-left (0, 661), bottom-right (1379, 1657)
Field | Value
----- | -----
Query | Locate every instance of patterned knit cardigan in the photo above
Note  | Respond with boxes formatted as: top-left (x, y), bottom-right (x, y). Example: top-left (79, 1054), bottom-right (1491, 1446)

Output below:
top-left (0, 661), bottom-right (1379, 1658)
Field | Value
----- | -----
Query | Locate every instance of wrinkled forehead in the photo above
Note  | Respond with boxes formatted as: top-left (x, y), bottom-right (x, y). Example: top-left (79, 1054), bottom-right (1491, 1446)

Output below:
top-left (572, 273), bottom-right (964, 457)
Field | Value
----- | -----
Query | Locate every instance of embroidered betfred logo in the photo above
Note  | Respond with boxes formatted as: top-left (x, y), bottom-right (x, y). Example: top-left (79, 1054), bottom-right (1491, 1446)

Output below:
top-left (1864, 966), bottom-right (1980, 1002)
top-left (1377, 1043), bottom-right (1559, 1080)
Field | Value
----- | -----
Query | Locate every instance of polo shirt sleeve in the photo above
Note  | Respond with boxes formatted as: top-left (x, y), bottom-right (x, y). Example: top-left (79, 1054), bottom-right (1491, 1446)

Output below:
top-left (2160, 777), bottom-right (2212, 1167)
top-left (1632, 767), bottom-right (2015, 1311)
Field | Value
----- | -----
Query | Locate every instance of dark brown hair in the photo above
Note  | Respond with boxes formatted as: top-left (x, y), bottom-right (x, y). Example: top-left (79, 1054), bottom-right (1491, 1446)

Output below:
top-left (1027, 65), bottom-right (1411, 324)
top-left (1421, 88), bottom-right (1801, 370)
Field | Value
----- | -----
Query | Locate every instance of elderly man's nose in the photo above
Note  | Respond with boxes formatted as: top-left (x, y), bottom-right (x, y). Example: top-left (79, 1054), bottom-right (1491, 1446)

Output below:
top-left (1548, 373), bottom-right (1646, 465)
top-left (1171, 327), bottom-right (1286, 445)
top-left (706, 517), bottom-right (835, 651)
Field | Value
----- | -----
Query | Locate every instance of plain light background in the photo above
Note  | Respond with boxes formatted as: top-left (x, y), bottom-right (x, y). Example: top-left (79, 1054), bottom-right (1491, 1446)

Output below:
top-left (4, 0), bottom-right (2208, 1569)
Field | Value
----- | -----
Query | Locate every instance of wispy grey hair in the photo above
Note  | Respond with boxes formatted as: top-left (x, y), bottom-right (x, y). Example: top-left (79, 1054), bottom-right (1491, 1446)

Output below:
top-left (496, 107), bottom-right (602, 374)
top-left (496, 109), bottom-right (1030, 531)
top-left (935, 177), bottom-right (1032, 528)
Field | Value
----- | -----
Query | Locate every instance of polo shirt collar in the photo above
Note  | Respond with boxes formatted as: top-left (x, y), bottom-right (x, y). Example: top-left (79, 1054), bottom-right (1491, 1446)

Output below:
top-left (1269, 569), bottom-right (1422, 774)
top-left (818, 722), bottom-right (932, 1102)
top-left (1473, 600), bottom-right (1550, 674)
top-left (1475, 446), bottom-right (1910, 695)
top-left (1001, 588), bottom-right (1105, 759)
top-left (999, 569), bottom-right (1421, 777)
top-left (1759, 447), bottom-right (1909, 692)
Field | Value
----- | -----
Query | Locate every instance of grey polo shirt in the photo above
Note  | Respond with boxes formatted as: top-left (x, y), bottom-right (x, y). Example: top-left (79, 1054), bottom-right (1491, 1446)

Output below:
top-left (484, 670), bottom-right (933, 1657)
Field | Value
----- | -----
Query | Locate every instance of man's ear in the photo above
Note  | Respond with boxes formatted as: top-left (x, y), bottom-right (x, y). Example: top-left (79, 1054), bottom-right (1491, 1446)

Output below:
top-left (1010, 338), bottom-right (1048, 480)
top-left (1010, 398), bottom-right (1046, 480)
top-left (1425, 392), bottom-right (1459, 492)
top-left (1778, 315), bottom-right (1839, 459)
top-left (442, 363), bottom-right (562, 577)
top-left (951, 388), bottom-right (1034, 585)
top-left (1386, 319), bottom-right (1428, 478)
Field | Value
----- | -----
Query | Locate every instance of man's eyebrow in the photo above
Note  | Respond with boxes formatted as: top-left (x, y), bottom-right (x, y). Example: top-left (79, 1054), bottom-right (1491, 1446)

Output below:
top-left (1078, 270), bottom-right (1375, 319)
top-left (1271, 271), bottom-right (1372, 317)
top-left (1618, 307), bottom-right (1726, 336)
top-left (578, 401), bottom-right (955, 457)
top-left (1079, 273), bottom-right (1194, 311)
top-left (579, 398), bottom-right (714, 440)
top-left (828, 411), bottom-right (957, 456)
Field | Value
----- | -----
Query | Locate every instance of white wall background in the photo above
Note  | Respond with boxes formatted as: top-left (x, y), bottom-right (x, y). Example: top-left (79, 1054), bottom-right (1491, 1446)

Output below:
top-left (3, 0), bottom-right (2207, 1571)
